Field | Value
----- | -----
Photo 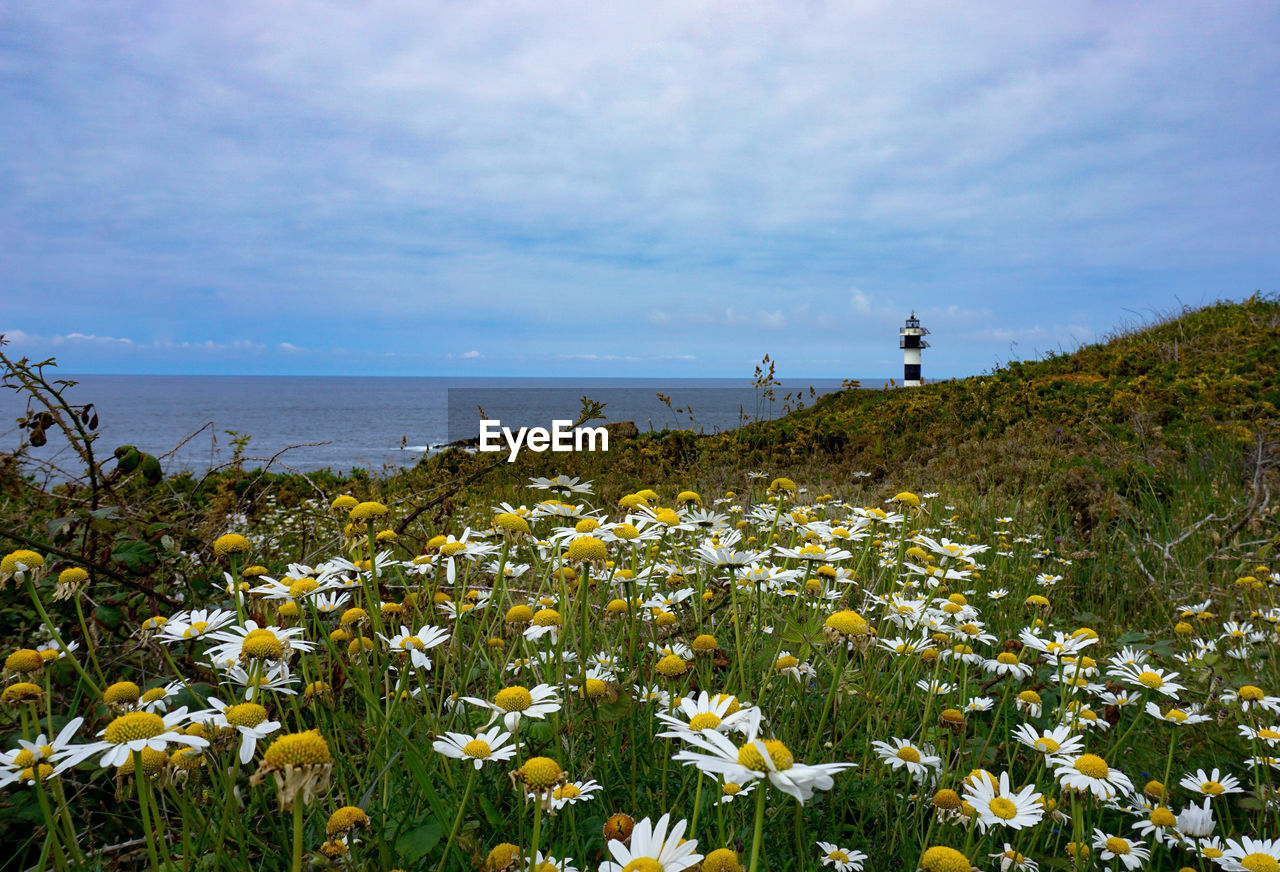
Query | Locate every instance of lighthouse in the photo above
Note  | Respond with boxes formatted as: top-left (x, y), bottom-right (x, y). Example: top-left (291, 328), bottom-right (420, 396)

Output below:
top-left (899, 312), bottom-right (929, 386)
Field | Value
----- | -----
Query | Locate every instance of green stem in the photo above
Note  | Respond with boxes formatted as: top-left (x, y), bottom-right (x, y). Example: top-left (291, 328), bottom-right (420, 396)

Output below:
top-left (437, 767), bottom-right (477, 872)
top-left (291, 797), bottom-right (305, 872)
top-left (23, 575), bottom-right (101, 697)
top-left (746, 782), bottom-right (768, 872)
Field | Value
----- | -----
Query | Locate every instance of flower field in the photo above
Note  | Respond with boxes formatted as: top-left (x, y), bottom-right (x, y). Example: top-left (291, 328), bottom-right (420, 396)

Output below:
top-left (4, 471), bottom-right (1279, 872)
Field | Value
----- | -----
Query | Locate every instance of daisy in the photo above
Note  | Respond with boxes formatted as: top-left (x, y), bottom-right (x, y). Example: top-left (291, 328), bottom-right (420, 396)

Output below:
top-left (432, 727), bottom-right (517, 769)
top-left (1053, 752), bottom-right (1134, 799)
top-left (221, 662), bottom-right (300, 699)
top-left (84, 707), bottom-right (208, 769)
top-left (549, 779), bottom-right (601, 810)
top-left (673, 727), bottom-right (853, 803)
top-left (989, 845), bottom-right (1038, 871)
top-left (0, 718), bottom-right (93, 787)
top-left (718, 779), bottom-right (756, 804)
top-left (1238, 724), bottom-right (1280, 746)
top-left (379, 624), bottom-right (450, 670)
top-left (204, 620), bottom-right (314, 665)
top-left (528, 852), bottom-right (577, 872)
top-left (655, 691), bottom-right (762, 740)
top-left (1091, 830), bottom-right (1149, 870)
top-left (598, 814), bottom-right (702, 872)
top-left (964, 771), bottom-right (1044, 832)
top-left (1222, 685), bottom-right (1280, 715)
top-left (1175, 797), bottom-right (1216, 839)
top-left (462, 684), bottom-right (561, 731)
top-left (1178, 767), bottom-right (1243, 798)
top-left (157, 609), bottom-right (238, 643)
top-left (1111, 663), bottom-right (1185, 698)
top-left (194, 697), bottom-right (282, 764)
top-left (871, 738), bottom-right (941, 784)
top-left (983, 652), bottom-right (1033, 680)
top-left (1010, 723), bottom-right (1084, 760)
top-left (816, 841), bottom-right (867, 872)
top-left (1145, 701), bottom-right (1211, 725)
top-left (1218, 836), bottom-right (1280, 872)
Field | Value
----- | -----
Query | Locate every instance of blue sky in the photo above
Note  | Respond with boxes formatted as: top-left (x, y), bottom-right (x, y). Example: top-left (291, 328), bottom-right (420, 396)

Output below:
top-left (2, 2), bottom-right (1277, 379)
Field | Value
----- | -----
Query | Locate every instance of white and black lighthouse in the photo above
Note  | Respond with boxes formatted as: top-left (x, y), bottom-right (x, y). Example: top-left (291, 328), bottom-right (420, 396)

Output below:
top-left (899, 311), bottom-right (929, 386)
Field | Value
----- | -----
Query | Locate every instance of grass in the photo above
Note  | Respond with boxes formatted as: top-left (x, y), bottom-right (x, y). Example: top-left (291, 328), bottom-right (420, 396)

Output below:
top-left (0, 296), bottom-right (1276, 872)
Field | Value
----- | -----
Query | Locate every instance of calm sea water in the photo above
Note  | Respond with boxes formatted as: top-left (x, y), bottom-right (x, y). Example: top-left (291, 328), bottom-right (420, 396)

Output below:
top-left (1, 375), bottom-right (884, 477)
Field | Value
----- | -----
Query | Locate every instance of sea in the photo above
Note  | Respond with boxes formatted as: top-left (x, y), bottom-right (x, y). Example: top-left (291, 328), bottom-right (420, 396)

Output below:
top-left (0, 375), bottom-right (887, 478)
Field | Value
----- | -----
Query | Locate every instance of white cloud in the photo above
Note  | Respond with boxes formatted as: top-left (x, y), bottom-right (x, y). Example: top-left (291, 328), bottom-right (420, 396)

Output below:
top-left (461, 350), bottom-right (481, 359)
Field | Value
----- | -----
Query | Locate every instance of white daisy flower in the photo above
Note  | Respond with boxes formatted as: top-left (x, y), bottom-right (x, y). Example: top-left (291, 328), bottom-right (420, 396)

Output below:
top-left (86, 707), bottom-right (208, 769)
top-left (1091, 830), bottom-right (1149, 870)
top-left (378, 624), bottom-right (450, 670)
top-left (1053, 752), bottom-right (1133, 799)
top-left (1178, 767), bottom-right (1243, 798)
top-left (432, 727), bottom-right (517, 769)
top-left (870, 738), bottom-right (940, 784)
top-left (673, 727), bottom-right (853, 804)
top-left (598, 814), bottom-right (701, 872)
top-left (964, 770), bottom-right (1044, 832)
top-left (461, 683), bottom-right (561, 731)
top-left (816, 841), bottom-right (867, 871)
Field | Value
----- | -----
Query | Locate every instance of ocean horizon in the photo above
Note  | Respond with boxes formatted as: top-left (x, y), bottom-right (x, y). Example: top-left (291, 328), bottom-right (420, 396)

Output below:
top-left (2, 374), bottom-right (889, 478)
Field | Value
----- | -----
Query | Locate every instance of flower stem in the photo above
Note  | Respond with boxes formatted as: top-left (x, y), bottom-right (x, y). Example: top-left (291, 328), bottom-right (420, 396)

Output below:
top-left (437, 767), bottom-right (477, 872)
top-left (746, 783), bottom-right (767, 872)
top-left (291, 796), bottom-right (305, 872)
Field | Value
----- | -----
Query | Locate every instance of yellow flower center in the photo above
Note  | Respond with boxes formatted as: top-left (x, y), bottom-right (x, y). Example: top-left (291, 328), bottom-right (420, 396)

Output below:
top-left (896, 745), bottom-right (922, 763)
top-left (532, 609), bottom-right (562, 627)
top-left (988, 797), bottom-right (1018, 820)
top-left (262, 730), bottom-right (331, 768)
top-left (462, 739), bottom-right (491, 759)
top-left (920, 846), bottom-right (971, 872)
top-left (689, 713), bottom-right (722, 731)
top-left (1073, 753), bottom-right (1109, 779)
top-left (1104, 837), bottom-right (1130, 855)
top-left (225, 702), bottom-right (267, 728)
top-left (824, 610), bottom-right (870, 636)
top-left (104, 711), bottom-right (166, 744)
top-left (1137, 670), bottom-right (1163, 688)
top-left (932, 789), bottom-right (961, 809)
top-left (702, 848), bottom-right (740, 872)
top-left (1200, 780), bottom-right (1224, 795)
top-left (655, 655), bottom-right (689, 677)
top-left (1033, 736), bottom-right (1060, 753)
top-left (103, 681), bottom-right (141, 705)
top-left (775, 655), bottom-right (799, 671)
top-left (737, 739), bottom-right (794, 772)
top-left (621, 860), bottom-right (664, 872)
top-left (506, 605), bottom-right (535, 624)
top-left (518, 756), bottom-right (564, 789)
top-left (723, 782), bottom-right (742, 795)
top-left (1150, 807), bottom-right (1176, 827)
top-left (997, 652), bottom-right (1018, 665)
top-left (494, 686), bottom-right (534, 712)
top-left (552, 783), bottom-right (581, 800)
top-left (583, 679), bottom-right (607, 700)
top-left (241, 629), bottom-right (284, 659)
top-left (1241, 855), bottom-right (1280, 872)
top-left (1239, 685), bottom-right (1265, 701)
top-left (1259, 728), bottom-right (1280, 739)
top-left (567, 536), bottom-right (607, 562)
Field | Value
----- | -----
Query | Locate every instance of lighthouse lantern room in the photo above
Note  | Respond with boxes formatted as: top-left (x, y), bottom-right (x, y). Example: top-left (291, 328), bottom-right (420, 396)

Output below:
top-left (899, 312), bottom-right (929, 386)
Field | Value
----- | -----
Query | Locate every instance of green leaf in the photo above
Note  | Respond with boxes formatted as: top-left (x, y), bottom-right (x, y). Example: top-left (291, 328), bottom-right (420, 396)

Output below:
top-left (45, 516), bottom-right (73, 538)
top-left (111, 540), bottom-right (156, 571)
top-left (395, 820), bottom-right (443, 864)
top-left (94, 604), bottom-right (124, 630)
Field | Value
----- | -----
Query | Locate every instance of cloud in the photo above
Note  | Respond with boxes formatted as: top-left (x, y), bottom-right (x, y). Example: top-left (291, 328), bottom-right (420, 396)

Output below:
top-left (461, 350), bottom-right (481, 359)
top-left (0, 3), bottom-right (1276, 377)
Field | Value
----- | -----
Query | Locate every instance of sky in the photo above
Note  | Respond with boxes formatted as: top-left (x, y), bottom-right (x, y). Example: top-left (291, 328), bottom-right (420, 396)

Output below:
top-left (1, 1), bottom-right (1277, 379)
